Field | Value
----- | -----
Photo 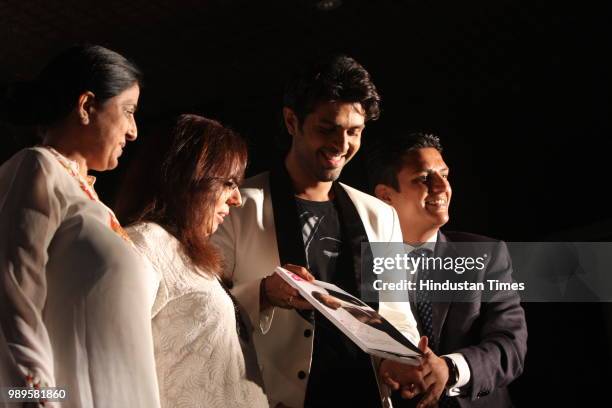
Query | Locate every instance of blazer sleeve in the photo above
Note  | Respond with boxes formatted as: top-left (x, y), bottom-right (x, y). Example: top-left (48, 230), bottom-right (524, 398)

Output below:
top-left (212, 203), bottom-right (275, 334)
top-left (378, 206), bottom-right (420, 346)
top-left (0, 151), bottom-right (61, 389)
top-left (454, 240), bottom-right (527, 400)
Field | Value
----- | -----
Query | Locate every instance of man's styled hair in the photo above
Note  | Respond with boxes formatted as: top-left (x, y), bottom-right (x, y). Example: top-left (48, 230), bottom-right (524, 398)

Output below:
top-left (283, 54), bottom-right (381, 125)
top-left (366, 132), bottom-right (443, 192)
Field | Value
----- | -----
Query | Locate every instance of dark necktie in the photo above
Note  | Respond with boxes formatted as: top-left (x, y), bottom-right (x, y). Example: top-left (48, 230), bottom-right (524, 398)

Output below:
top-left (414, 247), bottom-right (436, 350)
top-left (414, 248), bottom-right (460, 408)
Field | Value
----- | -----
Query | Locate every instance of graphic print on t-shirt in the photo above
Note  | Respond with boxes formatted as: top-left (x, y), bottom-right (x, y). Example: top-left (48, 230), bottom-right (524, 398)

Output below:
top-left (295, 198), bottom-right (342, 282)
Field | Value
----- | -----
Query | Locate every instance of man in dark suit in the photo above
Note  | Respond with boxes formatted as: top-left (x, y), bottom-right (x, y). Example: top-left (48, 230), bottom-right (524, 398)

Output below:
top-left (367, 132), bottom-right (527, 407)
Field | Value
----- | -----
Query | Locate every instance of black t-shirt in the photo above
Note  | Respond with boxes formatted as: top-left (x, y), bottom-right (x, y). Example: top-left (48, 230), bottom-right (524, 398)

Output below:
top-left (295, 197), bottom-right (382, 407)
top-left (295, 197), bottom-right (342, 282)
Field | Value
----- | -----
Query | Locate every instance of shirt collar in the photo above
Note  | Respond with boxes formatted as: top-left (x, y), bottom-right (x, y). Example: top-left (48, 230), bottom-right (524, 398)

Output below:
top-left (404, 230), bottom-right (438, 253)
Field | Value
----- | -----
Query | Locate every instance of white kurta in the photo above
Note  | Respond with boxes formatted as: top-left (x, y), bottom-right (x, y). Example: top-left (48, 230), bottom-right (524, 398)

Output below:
top-left (0, 147), bottom-right (160, 408)
top-left (127, 222), bottom-right (268, 408)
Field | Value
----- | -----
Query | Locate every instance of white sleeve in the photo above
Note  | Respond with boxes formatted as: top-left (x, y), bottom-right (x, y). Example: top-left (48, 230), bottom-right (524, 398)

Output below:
top-left (378, 302), bottom-right (420, 346)
top-left (211, 208), bottom-right (275, 333)
top-left (0, 152), bottom-right (61, 388)
top-left (378, 207), bottom-right (420, 345)
top-left (444, 352), bottom-right (471, 395)
top-left (126, 224), bottom-right (165, 318)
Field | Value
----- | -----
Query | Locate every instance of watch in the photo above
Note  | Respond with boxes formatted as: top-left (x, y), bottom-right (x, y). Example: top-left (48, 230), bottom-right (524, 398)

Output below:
top-left (442, 356), bottom-right (459, 388)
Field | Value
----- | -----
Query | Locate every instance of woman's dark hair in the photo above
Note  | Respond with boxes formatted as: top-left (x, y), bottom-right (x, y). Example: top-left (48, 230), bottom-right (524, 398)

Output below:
top-left (136, 114), bottom-right (247, 276)
top-left (283, 54), bottom-right (381, 124)
top-left (0, 44), bottom-right (141, 126)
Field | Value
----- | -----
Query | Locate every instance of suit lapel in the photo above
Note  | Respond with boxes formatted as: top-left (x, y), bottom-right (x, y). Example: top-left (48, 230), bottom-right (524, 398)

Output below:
top-left (269, 160), bottom-right (307, 267)
top-left (332, 183), bottom-right (378, 309)
top-left (432, 231), bottom-right (457, 349)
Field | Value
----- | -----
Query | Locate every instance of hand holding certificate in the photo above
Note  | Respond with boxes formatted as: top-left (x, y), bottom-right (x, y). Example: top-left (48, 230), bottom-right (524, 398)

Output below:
top-left (275, 266), bottom-right (423, 364)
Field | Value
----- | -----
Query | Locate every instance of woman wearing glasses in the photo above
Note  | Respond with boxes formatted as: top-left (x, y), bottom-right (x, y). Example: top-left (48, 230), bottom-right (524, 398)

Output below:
top-left (126, 114), bottom-right (268, 408)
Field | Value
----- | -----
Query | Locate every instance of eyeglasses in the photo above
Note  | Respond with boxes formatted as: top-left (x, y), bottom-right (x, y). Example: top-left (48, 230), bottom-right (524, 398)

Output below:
top-left (223, 179), bottom-right (239, 191)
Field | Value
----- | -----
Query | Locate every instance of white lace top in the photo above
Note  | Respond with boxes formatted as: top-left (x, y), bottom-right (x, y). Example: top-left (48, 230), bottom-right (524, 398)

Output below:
top-left (127, 222), bottom-right (268, 408)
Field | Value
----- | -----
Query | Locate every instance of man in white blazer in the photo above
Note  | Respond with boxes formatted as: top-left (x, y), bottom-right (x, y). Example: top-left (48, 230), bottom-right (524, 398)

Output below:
top-left (212, 55), bottom-right (420, 408)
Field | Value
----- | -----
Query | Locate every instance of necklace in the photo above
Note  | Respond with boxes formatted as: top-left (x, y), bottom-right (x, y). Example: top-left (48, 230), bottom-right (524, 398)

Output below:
top-left (42, 146), bottom-right (133, 244)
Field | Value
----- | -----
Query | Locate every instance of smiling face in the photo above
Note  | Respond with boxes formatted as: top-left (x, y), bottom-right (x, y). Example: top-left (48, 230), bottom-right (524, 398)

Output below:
top-left (285, 101), bottom-right (366, 186)
top-left (381, 147), bottom-right (452, 243)
top-left (86, 83), bottom-right (139, 171)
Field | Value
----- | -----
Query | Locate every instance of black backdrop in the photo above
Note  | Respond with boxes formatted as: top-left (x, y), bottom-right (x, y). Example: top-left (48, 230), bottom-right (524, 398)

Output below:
top-left (2, 1), bottom-right (611, 405)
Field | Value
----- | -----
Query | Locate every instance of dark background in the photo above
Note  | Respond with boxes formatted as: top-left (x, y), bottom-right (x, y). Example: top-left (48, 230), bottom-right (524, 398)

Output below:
top-left (1, 0), bottom-right (611, 406)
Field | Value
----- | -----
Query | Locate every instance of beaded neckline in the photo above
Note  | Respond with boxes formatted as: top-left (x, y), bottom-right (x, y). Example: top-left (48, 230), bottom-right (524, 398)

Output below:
top-left (42, 146), bottom-right (132, 244)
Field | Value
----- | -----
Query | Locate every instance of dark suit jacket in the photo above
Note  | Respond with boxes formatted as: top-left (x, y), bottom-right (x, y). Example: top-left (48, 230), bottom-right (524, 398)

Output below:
top-left (405, 231), bottom-right (528, 408)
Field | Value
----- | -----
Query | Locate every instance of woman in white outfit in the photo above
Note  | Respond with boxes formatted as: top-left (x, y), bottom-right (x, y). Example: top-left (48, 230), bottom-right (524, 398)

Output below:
top-left (0, 45), bottom-right (160, 407)
top-left (126, 114), bottom-right (268, 408)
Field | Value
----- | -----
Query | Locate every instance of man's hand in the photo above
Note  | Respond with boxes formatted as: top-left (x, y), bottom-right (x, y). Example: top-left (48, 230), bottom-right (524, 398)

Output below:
top-left (411, 349), bottom-right (450, 408)
top-left (260, 264), bottom-right (315, 310)
top-left (380, 337), bottom-right (450, 408)
top-left (380, 336), bottom-right (429, 394)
